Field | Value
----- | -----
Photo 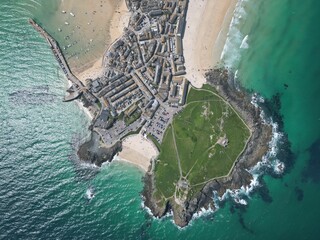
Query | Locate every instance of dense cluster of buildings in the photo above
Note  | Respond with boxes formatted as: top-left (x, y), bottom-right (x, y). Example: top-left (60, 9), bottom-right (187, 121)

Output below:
top-left (80, 0), bottom-right (190, 146)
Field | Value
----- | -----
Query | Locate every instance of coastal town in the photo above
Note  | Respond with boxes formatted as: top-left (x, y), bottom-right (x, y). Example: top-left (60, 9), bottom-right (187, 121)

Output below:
top-left (30, 0), bottom-right (189, 147)
top-left (27, 0), bottom-right (277, 228)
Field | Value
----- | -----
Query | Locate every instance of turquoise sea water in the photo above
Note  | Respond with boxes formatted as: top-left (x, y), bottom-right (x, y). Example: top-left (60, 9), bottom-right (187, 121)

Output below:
top-left (0, 0), bottom-right (319, 239)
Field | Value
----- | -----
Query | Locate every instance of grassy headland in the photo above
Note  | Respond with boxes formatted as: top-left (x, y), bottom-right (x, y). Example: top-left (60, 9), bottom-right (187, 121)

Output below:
top-left (154, 86), bottom-right (251, 203)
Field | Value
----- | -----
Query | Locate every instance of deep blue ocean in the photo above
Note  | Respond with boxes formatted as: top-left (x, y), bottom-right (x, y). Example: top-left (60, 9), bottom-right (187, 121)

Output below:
top-left (0, 0), bottom-right (319, 239)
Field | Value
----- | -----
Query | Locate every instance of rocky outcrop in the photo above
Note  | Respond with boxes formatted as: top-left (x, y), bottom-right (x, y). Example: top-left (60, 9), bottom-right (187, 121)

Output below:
top-left (77, 132), bottom-right (122, 166)
top-left (143, 68), bottom-right (273, 227)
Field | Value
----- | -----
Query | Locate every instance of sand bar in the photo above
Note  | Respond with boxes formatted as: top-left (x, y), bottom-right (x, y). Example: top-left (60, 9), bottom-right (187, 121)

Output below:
top-left (183, 0), bottom-right (238, 88)
top-left (118, 134), bottom-right (159, 172)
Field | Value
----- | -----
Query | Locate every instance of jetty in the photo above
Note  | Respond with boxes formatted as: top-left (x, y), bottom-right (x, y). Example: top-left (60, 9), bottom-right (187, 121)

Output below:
top-left (29, 19), bottom-right (84, 101)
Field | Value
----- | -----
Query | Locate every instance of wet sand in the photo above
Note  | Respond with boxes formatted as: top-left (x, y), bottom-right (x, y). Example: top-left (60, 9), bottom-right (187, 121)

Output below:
top-left (77, 0), bottom-right (130, 83)
top-left (77, 57), bottom-right (103, 84)
top-left (45, 0), bottom-right (128, 79)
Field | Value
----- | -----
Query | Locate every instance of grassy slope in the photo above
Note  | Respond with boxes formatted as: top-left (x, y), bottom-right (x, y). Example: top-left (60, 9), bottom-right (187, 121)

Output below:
top-left (154, 87), bottom-right (250, 201)
top-left (154, 125), bottom-right (180, 200)
top-left (147, 134), bottom-right (161, 151)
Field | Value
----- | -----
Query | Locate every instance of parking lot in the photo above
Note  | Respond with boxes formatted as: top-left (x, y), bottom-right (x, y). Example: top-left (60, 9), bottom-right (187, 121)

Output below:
top-left (96, 119), bottom-right (143, 146)
top-left (145, 105), bottom-right (178, 142)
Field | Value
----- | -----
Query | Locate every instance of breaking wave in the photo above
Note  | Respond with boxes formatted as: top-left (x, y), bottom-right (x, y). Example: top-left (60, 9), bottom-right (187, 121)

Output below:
top-left (212, 94), bottom-right (285, 208)
top-left (220, 0), bottom-right (250, 69)
top-left (240, 35), bottom-right (249, 49)
top-left (211, 0), bottom-right (287, 209)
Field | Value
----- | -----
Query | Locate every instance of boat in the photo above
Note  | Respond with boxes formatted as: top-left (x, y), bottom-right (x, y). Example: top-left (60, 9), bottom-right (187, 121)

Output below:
top-left (62, 10), bottom-right (66, 14)
top-left (70, 12), bottom-right (75, 17)
top-left (64, 22), bottom-right (69, 25)
top-left (58, 28), bottom-right (62, 32)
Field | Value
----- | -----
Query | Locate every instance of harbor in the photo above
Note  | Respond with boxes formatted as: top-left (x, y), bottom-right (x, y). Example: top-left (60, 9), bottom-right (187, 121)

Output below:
top-left (29, 19), bottom-right (84, 102)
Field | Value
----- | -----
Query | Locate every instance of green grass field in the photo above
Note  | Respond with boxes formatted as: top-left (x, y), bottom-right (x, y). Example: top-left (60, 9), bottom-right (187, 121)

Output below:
top-left (154, 87), bottom-right (251, 201)
top-left (154, 125), bottom-right (180, 201)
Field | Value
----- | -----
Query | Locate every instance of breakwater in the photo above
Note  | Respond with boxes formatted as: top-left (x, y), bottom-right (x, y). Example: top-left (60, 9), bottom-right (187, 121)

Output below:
top-left (29, 18), bottom-right (84, 101)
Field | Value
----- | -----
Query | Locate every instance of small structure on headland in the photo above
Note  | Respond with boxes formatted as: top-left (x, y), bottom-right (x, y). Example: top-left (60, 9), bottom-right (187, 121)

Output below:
top-left (217, 135), bottom-right (229, 148)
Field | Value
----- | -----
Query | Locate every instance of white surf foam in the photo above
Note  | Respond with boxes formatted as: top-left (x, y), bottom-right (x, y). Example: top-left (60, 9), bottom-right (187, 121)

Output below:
top-left (251, 93), bottom-right (265, 108)
top-left (85, 187), bottom-right (95, 200)
top-left (78, 162), bottom-right (100, 169)
top-left (140, 201), bottom-right (154, 217)
top-left (240, 35), bottom-right (249, 49)
top-left (140, 201), bottom-right (173, 220)
top-left (220, 0), bottom-right (250, 69)
top-left (210, 93), bottom-right (285, 210)
top-left (193, 205), bottom-right (215, 219)
top-left (140, 94), bottom-right (285, 226)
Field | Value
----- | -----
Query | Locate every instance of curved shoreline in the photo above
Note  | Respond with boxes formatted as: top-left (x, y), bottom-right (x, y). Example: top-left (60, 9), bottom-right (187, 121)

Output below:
top-left (76, 0), bottom-right (130, 84)
top-left (117, 134), bottom-right (159, 172)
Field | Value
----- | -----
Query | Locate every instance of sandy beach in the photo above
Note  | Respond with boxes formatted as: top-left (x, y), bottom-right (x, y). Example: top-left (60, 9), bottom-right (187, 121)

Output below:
top-left (109, 0), bottom-right (131, 44)
top-left (183, 0), bottom-right (237, 88)
top-left (118, 134), bottom-right (159, 172)
top-left (77, 0), bottom-right (130, 83)
top-left (77, 56), bottom-right (103, 83)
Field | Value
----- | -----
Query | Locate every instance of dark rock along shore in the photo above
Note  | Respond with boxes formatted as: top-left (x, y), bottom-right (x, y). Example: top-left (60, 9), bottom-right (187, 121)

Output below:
top-left (77, 68), bottom-right (273, 227)
top-left (142, 68), bottom-right (273, 227)
top-left (77, 132), bottom-right (122, 167)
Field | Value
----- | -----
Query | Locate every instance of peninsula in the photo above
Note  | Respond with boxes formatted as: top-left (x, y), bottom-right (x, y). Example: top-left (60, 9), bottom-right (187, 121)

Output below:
top-left (30, 0), bottom-right (272, 227)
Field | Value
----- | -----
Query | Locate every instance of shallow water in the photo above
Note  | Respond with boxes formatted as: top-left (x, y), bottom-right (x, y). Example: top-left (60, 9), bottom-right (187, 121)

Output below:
top-left (1, 0), bottom-right (320, 239)
top-left (28, 0), bottom-right (114, 73)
